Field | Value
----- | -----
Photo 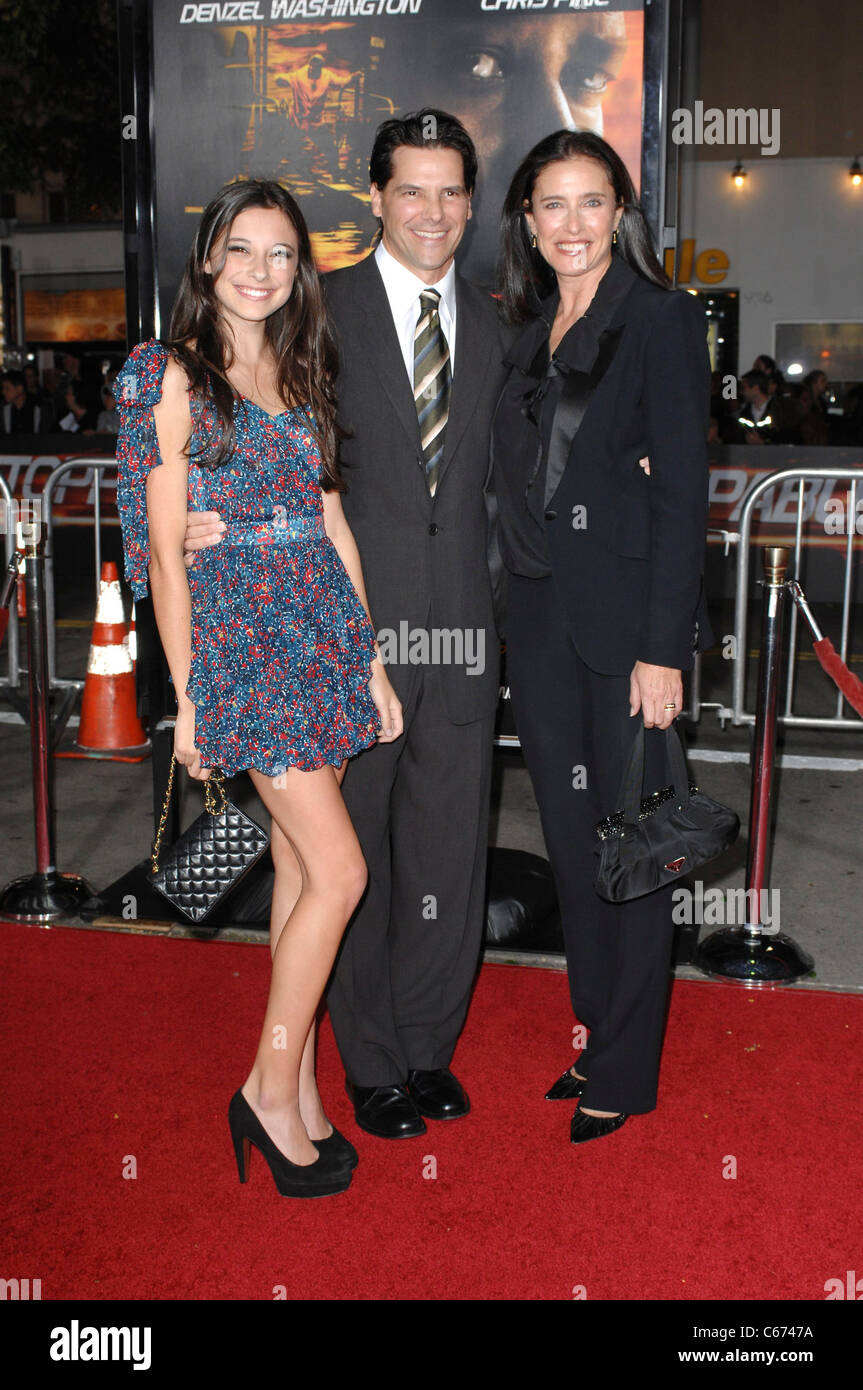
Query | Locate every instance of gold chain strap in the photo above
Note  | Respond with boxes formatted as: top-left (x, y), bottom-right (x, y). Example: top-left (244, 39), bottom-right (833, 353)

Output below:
top-left (151, 756), bottom-right (227, 874)
top-left (204, 766), bottom-right (227, 816)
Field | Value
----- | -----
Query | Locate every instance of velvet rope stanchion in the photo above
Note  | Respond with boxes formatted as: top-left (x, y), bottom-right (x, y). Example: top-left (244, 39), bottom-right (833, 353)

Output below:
top-left (0, 516), bottom-right (93, 924)
top-left (695, 547), bottom-right (815, 987)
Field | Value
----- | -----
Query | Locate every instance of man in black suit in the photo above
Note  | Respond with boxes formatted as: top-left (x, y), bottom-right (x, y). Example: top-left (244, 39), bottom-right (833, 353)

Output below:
top-left (186, 111), bottom-right (512, 1139)
top-left (322, 111), bottom-right (511, 1138)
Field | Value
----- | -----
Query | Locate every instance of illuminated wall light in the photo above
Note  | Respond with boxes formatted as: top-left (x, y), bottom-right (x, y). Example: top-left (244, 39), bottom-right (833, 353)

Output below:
top-left (731, 160), bottom-right (747, 188)
top-left (849, 157), bottom-right (862, 187)
top-left (787, 363), bottom-right (803, 376)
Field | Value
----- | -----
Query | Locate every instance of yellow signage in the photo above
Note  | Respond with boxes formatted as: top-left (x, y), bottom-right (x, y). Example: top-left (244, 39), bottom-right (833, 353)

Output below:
top-left (664, 240), bottom-right (730, 286)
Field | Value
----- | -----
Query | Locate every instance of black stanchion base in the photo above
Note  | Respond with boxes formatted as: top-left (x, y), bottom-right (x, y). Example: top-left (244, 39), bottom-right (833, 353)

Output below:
top-left (0, 870), bottom-right (94, 924)
top-left (694, 926), bottom-right (815, 986)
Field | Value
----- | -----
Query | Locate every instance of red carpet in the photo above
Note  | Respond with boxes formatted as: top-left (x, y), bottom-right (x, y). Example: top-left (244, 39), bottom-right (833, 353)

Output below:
top-left (1, 921), bottom-right (860, 1301)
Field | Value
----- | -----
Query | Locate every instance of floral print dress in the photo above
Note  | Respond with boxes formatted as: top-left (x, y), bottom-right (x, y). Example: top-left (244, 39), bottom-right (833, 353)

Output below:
top-left (115, 339), bottom-right (380, 776)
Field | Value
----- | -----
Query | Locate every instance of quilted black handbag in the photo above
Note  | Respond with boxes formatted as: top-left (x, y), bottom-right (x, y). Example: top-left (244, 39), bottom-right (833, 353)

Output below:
top-left (150, 756), bottom-right (270, 922)
top-left (593, 724), bottom-right (739, 903)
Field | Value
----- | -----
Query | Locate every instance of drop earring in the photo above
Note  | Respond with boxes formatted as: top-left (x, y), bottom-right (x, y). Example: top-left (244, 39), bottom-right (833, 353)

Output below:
top-left (531, 233), bottom-right (537, 249)
top-left (612, 228), bottom-right (618, 245)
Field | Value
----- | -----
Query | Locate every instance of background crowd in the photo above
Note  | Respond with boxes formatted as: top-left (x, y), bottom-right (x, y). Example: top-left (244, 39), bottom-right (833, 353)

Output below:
top-left (710, 354), bottom-right (863, 447)
top-left (1, 353), bottom-right (120, 437)
top-left (4, 349), bottom-right (863, 448)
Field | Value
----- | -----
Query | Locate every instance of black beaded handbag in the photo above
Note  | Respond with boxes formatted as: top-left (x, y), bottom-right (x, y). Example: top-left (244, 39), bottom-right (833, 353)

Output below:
top-left (150, 756), bottom-right (270, 923)
top-left (593, 724), bottom-right (739, 903)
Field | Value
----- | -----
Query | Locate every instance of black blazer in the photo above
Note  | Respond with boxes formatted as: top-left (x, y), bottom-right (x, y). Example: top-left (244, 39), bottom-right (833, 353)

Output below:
top-left (324, 253), bottom-right (513, 724)
top-left (486, 264), bottom-right (712, 676)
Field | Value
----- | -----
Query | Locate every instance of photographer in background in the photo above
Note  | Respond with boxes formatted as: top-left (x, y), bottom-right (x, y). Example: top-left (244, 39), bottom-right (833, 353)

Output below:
top-left (734, 369), bottom-right (780, 444)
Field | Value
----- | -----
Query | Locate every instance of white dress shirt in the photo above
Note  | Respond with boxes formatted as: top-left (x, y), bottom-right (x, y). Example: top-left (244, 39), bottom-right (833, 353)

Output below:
top-left (373, 239), bottom-right (457, 383)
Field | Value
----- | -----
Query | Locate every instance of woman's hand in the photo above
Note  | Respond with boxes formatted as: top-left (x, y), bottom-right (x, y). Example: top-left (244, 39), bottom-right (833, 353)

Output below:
top-left (629, 661), bottom-right (682, 729)
top-left (639, 455), bottom-right (651, 475)
top-left (368, 658), bottom-right (404, 743)
top-left (174, 702), bottom-right (212, 780)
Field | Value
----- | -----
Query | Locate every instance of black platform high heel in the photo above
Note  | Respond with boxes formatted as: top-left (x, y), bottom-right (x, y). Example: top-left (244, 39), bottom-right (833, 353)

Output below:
top-left (229, 1090), bottom-right (353, 1198)
top-left (312, 1125), bottom-right (359, 1169)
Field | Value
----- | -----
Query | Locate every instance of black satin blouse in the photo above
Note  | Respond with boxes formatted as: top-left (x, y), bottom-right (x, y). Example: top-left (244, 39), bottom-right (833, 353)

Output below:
top-left (492, 253), bottom-right (638, 578)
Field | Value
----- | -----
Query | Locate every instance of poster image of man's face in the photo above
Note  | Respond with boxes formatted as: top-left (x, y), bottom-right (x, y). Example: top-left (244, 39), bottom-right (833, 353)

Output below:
top-left (429, 13), bottom-right (629, 147)
top-left (376, 11), bottom-right (633, 278)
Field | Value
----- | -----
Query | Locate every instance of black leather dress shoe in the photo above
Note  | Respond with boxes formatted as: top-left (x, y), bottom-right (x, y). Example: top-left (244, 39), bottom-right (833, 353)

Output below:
top-left (569, 1109), bottom-right (628, 1144)
top-left (407, 1068), bottom-right (470, 1120)
top-left (545, 1065), bottom-right (588, 1101)
top-left (345, 1082), bottom-right (426, 1139)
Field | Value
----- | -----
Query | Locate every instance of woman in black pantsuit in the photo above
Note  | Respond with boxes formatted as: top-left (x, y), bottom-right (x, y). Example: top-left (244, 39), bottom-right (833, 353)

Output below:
top-left (488, 131), bottom-right (711, 1143)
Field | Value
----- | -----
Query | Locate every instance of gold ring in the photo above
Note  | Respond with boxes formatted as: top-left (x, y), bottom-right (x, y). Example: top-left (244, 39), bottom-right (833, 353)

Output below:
top-left (664, 703), bottom-right (676, 709)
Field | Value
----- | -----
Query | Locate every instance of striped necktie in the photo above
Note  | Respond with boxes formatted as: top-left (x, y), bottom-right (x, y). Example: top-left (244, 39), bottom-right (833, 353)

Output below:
top-left (413, 288), bottom-right (451, 497)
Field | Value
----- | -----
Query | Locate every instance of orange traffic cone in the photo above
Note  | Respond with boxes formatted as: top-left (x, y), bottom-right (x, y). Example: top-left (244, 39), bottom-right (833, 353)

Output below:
top-left (57, 561), bottom-right (150, 762)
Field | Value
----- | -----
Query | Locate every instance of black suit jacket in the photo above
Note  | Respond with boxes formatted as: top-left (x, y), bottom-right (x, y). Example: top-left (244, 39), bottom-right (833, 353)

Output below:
top-left (486, 265), bottom-right (712, 675)
top-left (324, 253), bottom-right (513, 723)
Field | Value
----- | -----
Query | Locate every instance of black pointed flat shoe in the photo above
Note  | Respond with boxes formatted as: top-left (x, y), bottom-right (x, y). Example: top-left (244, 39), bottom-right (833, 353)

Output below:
top-left (569, 1109), bottom-right (629, 1144)
top-left (545, 1066), bottom-right (588, 1101)
top-left (312, 1124), bottom-right (359, 1169)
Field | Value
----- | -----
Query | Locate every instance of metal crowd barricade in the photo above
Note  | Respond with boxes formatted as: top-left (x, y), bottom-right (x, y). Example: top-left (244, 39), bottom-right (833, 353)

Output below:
top-left (6, 458), bottom-right (862, 741)
top-left (731, 466), bottom-right (863, 731)
top-left (0, 471), bottom-right (22, 705)
top-left (41, 455), bottom-right (118, 697)
top-left (683, 526), bottom-right (742, 726)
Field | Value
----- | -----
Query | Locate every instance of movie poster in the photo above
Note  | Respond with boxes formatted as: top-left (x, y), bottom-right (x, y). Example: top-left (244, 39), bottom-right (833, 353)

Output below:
top-left (151, 0), bottom-right (644, 324)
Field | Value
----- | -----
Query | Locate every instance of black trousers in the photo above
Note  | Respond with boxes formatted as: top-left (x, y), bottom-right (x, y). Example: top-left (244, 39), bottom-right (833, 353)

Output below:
top-left (505, 572), bottom-right (677, 1114)
top-left (326, 663), bottom-right (495, 1087)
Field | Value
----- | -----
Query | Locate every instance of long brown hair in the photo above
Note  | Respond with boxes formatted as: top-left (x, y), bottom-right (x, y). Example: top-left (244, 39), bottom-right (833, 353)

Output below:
top-left (498, 131), bottom-right (670, 325)
top-left (166, 178), bottom-right (344, 489)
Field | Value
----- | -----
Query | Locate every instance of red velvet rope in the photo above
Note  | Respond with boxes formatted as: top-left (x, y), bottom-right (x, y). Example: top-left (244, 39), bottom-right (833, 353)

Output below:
top-left (812, 638), bottom-right (863, 718)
